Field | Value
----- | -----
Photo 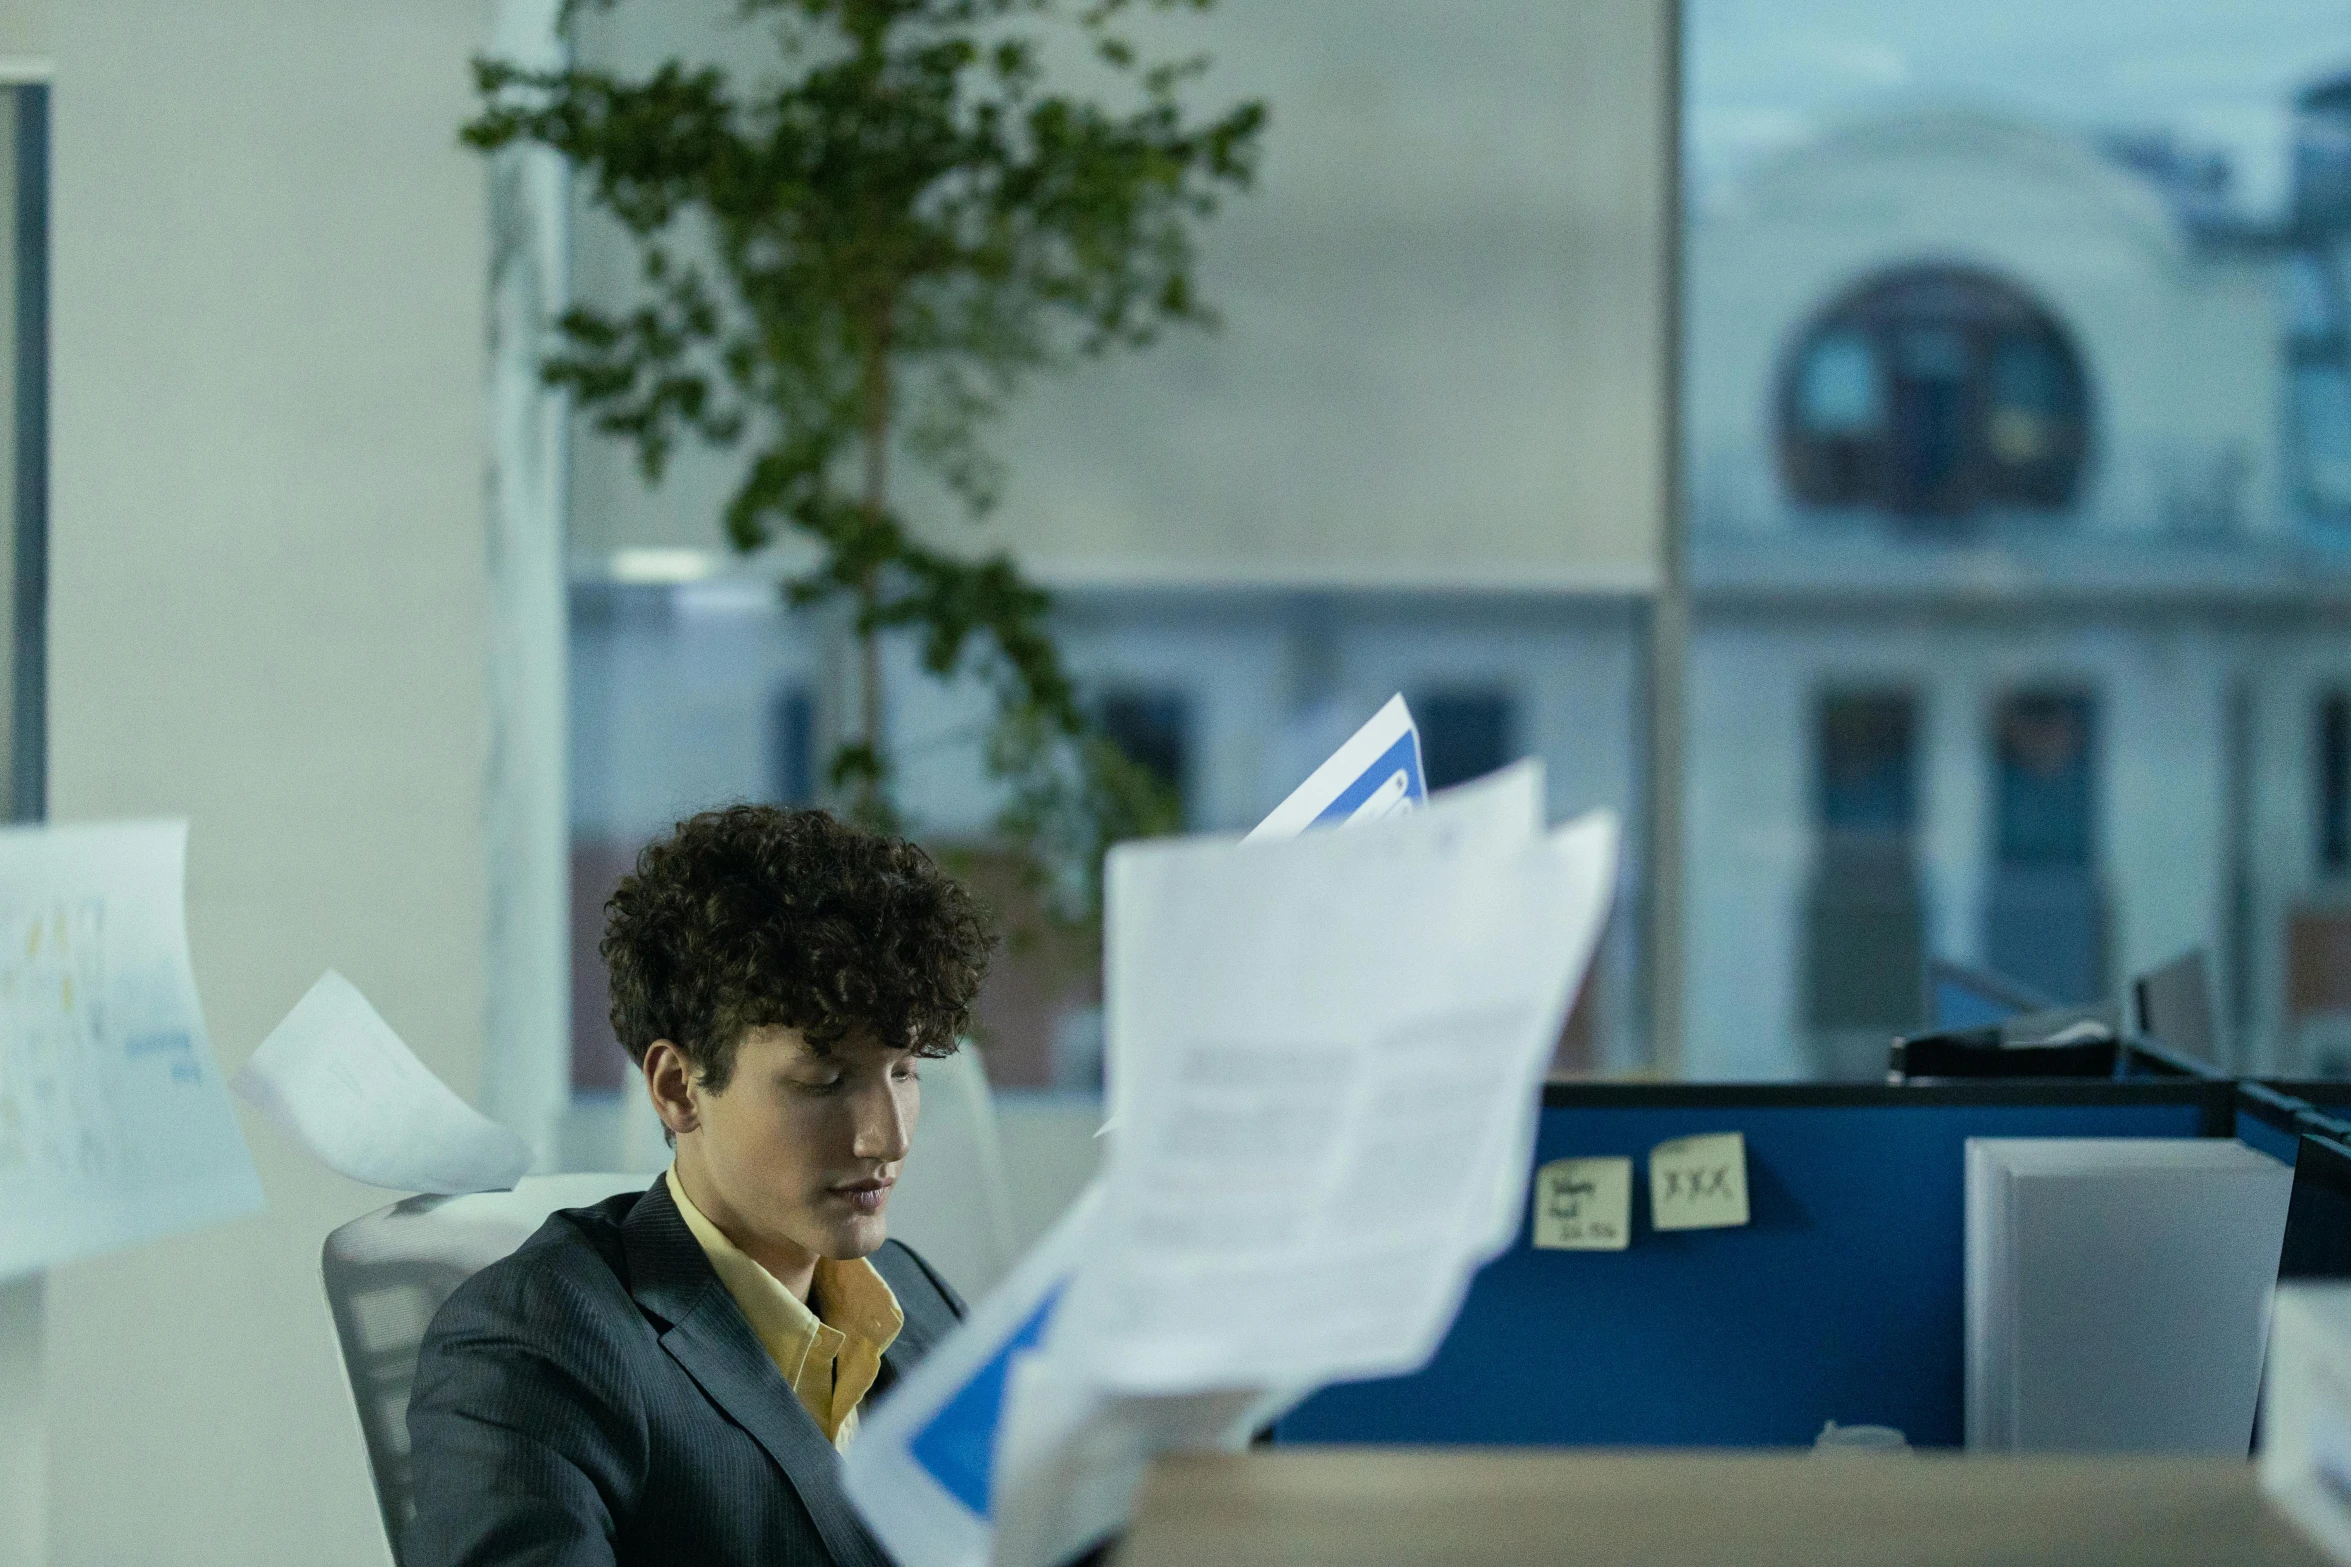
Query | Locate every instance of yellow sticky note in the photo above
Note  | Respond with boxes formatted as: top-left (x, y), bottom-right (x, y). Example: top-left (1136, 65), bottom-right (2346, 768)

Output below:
top-left (1649, 1132), bottom-right (1750, 1231)
top-left (1532, 1156), bottom-right (1633, 1251)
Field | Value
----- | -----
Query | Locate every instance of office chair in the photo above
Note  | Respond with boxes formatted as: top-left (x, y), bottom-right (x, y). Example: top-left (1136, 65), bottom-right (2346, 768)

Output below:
top-left (877, 1043), bottom-right (1017, 1299)
top-left (320, 1047), bottom-right (1014, 1562)
top-left (321, 1174), bottom-right (639, 1561)
top-left (2134, 947), bottom-right (2220, 1066)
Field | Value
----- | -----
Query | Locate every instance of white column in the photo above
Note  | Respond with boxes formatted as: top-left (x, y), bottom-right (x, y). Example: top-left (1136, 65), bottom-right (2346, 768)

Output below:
top-left (0, 1276), bottom-right (39, 1567)
top-left (44, 3), bottom-right (491, 1561)
top-left (484, 0), bottom-right (573, 1169)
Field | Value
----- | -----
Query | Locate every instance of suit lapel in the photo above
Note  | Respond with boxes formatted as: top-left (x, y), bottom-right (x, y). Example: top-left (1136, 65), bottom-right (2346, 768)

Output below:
top-left (623, 1179), bottom-right (893, 1567)
top-left (871, 1242), bottom-right (951, 1400)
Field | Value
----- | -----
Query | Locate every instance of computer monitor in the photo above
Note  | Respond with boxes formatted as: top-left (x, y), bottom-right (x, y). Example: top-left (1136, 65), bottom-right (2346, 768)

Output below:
top-left (2134, 948), bottom-right (2219, 1066)
top-left (1924, 958), bottom-right (2056, 1032)
top-left (2281, 1129), bottom-right (2351, 1281)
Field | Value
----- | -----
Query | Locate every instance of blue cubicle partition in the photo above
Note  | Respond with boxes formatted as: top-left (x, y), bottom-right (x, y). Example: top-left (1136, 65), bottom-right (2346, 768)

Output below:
top-left (1275, 1080), bottom-right (2231, 1452)
top-left (2282, 1127), bottom-right (2351, 1279)
top-left (2238, 1083), bottom-right (2321, 1165)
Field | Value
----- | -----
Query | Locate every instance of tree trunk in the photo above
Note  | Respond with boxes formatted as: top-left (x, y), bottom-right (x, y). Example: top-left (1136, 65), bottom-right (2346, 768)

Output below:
top-left (855, 314), bottom-right (892, 815)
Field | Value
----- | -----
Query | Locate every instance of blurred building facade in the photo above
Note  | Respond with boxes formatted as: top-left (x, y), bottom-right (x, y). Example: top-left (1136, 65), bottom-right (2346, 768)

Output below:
top-left (556, 6), bottom-right (2351, 1102)
top-left (556, 1), bottom-right (1673, 1158)
top-left (1684, 97), bottom-right (2351, 1078)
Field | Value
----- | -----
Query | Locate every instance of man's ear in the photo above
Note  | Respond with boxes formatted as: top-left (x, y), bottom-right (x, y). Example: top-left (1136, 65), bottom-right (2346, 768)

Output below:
top-left (643, 1040), bottom-right (701, 1139)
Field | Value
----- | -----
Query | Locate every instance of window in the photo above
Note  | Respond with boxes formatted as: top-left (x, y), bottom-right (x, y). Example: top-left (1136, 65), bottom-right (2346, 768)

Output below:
top-left (1985, 690), bottom-right (2107, 1004)
top-left (1995, 691), bottom-right (2095, 867)
top-left (769, 684), bottom-right (815, 806)
top-left (1097, 689), bottom-right (1192, 823)
top-left (1818, 691), bottom-right (1916, 840)
top-left (1780, 267), bottom-right (2090, 519)
top-left (1804, 691), bottom-right (1924, 1055)
top-left (1416, 689), bottom-right (1514, 791)
top-left (2321, 692), bottom-right (2351, 874)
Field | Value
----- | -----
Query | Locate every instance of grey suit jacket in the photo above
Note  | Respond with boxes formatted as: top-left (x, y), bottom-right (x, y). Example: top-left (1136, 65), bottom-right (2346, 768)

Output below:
top-left (404, 1176), bottom-right (964, 1567)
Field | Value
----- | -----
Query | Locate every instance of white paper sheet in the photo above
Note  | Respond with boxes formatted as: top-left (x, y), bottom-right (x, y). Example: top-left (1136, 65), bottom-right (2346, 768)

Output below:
top-left (1107, 761), bottom-right (1542, 1138)
top-left (988, 1354), bottom-right (1280, 1567)
top-left (845, 707), bottom-right (1587, 1567)
top-left (233, 970), bottom-right (530, 1194)
top-left (845, 1185), bottom-right (1106, 1567)
top-left (0, 820), bottom-right (263, 1279)
top-left (1064, 810), bottom-right (1617, 1393)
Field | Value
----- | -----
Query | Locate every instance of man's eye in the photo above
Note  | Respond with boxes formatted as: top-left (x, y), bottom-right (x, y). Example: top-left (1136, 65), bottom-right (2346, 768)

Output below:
top-left (795, 1077), bottom-right (844, 1095)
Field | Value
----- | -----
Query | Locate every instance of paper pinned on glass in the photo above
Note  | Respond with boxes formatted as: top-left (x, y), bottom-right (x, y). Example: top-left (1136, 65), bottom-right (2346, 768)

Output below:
top-left (0, 820), bottom-right (263, 1279)
top-left (233, 969), bottom-right (531, 1195)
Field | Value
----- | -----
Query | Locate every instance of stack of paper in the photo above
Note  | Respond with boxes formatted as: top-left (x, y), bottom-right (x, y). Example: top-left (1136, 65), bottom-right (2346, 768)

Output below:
top-left (845, 698), bottom-right (1620, 1567)
top-left (2260, 1282), bottom-right (2351, 1563)
top-left (1965, 1137), bottom-right (2291, 1453)
top-left (1066, 770), bottom-right (1607, 1393)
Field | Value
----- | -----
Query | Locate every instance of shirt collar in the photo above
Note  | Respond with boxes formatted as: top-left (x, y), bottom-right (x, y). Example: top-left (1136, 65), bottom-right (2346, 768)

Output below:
top-left (663, 1166), bottom-right (904, 1382)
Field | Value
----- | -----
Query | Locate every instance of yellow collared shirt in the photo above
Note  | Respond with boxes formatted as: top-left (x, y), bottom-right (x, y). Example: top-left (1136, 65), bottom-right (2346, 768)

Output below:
top-left (665, 1167), bottom-right (903, 1450)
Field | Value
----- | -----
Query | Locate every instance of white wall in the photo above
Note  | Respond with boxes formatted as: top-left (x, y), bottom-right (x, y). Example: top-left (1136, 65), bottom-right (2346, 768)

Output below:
top-left (42, 3), bottom-right (490, 1564)
top-left (0, 24), bottom-right (36, 1567)
top-left (561, 0), bottom-right (1673, 593)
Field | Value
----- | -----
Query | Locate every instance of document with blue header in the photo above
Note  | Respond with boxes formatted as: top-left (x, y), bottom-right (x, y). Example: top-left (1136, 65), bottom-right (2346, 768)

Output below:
top-left (844, 699), bottom-right (1619, 1567)
top-left (844, 696), bottom-right (1436, 1567)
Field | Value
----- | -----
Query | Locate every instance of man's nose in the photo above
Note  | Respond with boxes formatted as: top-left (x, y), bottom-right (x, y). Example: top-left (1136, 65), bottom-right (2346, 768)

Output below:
top-left (850, 1079), bottom-right (910, 1164)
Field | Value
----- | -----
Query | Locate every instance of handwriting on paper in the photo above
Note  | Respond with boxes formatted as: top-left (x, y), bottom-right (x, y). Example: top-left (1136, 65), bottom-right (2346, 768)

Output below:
top-left (1649, 1132), bottom-right (1749, 1231)
top-left (1532, 1156), bottom-right (1632, 1250)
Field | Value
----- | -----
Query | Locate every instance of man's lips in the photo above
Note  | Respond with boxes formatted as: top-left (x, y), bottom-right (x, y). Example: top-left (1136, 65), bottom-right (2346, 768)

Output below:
top-left (830, 1176), bottom-right (894, 1215)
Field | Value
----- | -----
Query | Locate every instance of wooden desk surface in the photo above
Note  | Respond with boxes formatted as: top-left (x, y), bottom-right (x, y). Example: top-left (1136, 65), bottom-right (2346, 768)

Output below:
top-left (1116, 1448), bottom-right (2334, 1567)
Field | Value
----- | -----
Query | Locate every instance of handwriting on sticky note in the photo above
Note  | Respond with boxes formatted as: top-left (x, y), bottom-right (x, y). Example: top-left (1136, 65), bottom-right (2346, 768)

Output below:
top-left (1532, 1156), bottom-right (1632, 1250)
top-left (1649, 1132), bottom-right (1749, 1231)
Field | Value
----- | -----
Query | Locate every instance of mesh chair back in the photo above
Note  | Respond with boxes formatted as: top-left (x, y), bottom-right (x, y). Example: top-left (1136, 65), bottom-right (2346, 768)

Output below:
top-left (880, 1045), bottom-right (1015, 1298)
top-left (321, 1175), bottom-right (639, 1560)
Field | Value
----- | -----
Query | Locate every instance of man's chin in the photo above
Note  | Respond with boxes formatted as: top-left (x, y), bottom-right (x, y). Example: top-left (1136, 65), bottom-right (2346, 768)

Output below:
top-left (822, 1213), bottom-right (887, 1260)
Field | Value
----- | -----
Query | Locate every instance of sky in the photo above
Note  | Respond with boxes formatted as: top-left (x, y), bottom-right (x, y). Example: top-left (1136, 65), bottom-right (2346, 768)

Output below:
top-left (1686, 0), bottom-right (2351, 217)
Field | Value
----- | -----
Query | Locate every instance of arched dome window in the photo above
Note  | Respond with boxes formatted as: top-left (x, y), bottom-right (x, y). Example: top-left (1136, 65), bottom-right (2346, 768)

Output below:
top-left (1779, 266), bottom-right (2090, 518)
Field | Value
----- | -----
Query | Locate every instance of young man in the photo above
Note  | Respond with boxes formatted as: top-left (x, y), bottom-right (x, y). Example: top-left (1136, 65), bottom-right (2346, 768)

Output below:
top-left (406, 804), bottom-right (992, 1567)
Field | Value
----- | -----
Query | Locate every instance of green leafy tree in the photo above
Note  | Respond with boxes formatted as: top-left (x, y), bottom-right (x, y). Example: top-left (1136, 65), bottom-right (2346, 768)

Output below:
top-left (465, 0), bottom-right (1263, 915)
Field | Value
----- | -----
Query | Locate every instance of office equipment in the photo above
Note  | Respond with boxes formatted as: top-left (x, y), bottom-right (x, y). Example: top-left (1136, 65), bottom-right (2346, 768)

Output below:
top-left (1118, 1450), bottom-right (2332, 1567)
top-left (1276, 1079), bottom-right (2229, 1449)
top-left (2235, 1083), bottom-right (2315, 1164)
top-left (1925, 956), bottom-right (2055, 1031)
top-left (1963, 1138), bottom-right (2290, 1453)
top-left (2136, 948), bottom-right (2221, 1066)
top-left (883, 1043), bottom-right (1017, 1299)
top-left (320, 1173), bottom-right (639, 1555)
top-left (2261, 1283), bottom-right (2351, 1564)
top-left (234, 970), bottom-right (529, 1195)
top-left (2281, 1130), bottom-right (2351, 1280)
top-left (0, 819), bottom-right (261, 1277)
top-left (1891, 1025), bottom-right (2118, 1081)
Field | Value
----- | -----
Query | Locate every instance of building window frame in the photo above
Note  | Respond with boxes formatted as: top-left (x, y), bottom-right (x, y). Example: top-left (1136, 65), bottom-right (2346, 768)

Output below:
top-left (1778, 264), bottom-right (2093, 522)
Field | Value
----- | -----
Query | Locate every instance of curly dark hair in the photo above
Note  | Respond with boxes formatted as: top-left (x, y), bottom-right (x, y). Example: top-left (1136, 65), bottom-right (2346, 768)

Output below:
top-left (603, 804), bottom-right (993, 1091)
